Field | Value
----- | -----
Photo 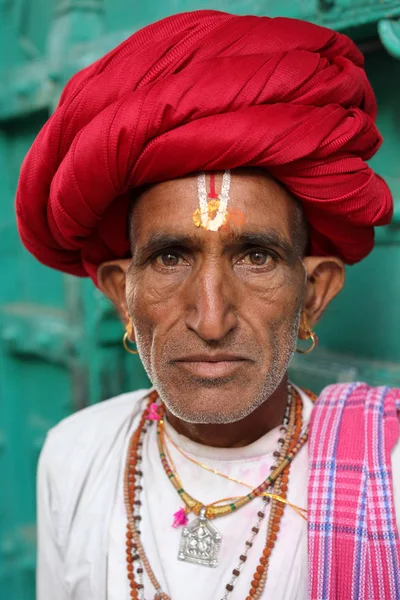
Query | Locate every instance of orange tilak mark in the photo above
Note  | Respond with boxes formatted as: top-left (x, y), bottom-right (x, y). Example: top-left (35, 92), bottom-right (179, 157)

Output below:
top-left (219, 208), bottom-right (245, 232)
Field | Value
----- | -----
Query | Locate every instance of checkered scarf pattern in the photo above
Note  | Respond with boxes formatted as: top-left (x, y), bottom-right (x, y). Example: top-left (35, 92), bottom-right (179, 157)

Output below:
top-left (308, 383), bottom-right (400, 599)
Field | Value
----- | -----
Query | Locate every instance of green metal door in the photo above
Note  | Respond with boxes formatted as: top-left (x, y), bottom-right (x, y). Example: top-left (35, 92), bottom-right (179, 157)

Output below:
top-left (1, 2), bottom-right (400, 599)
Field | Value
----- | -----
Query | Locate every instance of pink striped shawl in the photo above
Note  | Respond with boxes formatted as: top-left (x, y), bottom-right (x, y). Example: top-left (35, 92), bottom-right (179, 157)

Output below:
top-left (308, 383), bottom-right (400, 599)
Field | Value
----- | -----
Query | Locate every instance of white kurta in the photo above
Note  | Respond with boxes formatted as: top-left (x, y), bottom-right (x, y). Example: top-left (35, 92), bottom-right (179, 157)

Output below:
top-left (36, 386), bottom-right (400, 600)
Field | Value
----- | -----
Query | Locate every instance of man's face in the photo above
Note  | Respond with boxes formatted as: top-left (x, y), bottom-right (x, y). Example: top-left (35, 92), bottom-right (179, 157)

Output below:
top-left (126, 169), bottom-right (306, 424)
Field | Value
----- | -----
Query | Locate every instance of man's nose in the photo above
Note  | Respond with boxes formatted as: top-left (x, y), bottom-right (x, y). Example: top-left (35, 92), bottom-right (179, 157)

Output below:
top-left (184, 261), bottom-right (238, 341)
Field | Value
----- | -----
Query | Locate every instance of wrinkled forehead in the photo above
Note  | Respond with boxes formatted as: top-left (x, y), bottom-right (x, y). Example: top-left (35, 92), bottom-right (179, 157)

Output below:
top-left (129, 168), bottom-right (302, 247)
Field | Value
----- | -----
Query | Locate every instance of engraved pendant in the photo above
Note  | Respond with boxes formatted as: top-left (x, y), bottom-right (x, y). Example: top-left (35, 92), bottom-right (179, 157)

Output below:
top-left (178, 508), bottom-right (222, 567)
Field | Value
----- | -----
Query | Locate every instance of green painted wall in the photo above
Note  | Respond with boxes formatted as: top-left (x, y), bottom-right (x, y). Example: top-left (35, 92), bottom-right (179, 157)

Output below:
top-left (0, 1), bottom-right (400, 598)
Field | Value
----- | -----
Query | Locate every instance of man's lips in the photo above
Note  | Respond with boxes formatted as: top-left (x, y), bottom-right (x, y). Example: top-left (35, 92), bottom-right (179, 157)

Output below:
top-left (175, 353), bottom-right (248, 362)
top-left (173, 354), bottom-right (250, 378)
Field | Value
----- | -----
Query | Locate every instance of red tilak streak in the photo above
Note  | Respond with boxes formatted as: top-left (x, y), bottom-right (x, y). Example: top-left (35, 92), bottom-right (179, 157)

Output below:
top-left (208, 173), bottom-right (219, 199)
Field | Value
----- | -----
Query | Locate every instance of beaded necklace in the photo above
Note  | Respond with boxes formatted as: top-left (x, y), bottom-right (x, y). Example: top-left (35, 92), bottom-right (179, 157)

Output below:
top-left (221, 388), bottom-right (298, 599)
top-left (124, 391), bottom-right (167, 599)
top-left (244, 387), bottom-right (305, 600)
top-left (124, 387), bottom-right (310, 599)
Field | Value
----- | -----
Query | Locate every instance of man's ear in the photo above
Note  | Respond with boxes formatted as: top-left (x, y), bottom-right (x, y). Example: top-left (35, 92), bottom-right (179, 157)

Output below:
top-left (97, 259), bottom-right (131, 327)
top-left (302, 256), bottom-right (345, 329)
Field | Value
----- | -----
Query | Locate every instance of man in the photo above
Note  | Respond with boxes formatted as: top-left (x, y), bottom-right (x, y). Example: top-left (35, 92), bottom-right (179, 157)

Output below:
top-left (16, 10), bottom-right (400, 600)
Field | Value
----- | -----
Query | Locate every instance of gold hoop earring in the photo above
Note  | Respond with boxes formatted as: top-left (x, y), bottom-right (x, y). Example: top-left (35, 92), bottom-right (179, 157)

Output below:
top-left (296, 330), bottom-right (317, 355)
top-left (123, 330), bottom-right (138, 355)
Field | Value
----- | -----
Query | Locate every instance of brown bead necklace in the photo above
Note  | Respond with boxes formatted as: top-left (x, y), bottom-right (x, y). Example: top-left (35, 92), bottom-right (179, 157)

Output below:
top-left (124, 391), bottom-right (169, 599)
top-left (245, 388), bottom-right (305, 600)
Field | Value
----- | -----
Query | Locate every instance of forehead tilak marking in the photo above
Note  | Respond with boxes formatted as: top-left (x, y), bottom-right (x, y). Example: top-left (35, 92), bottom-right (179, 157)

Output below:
top-left (194, 171), bottom-right (231, 231)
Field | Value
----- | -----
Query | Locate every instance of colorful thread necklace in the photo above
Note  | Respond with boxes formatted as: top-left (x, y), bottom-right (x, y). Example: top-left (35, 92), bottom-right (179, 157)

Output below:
top-left (157, 387), bottom-right (304, 520)
top-left (161, 419), bottom-right (307, 522)
top-left (124, 387), bottom-right (311, 599)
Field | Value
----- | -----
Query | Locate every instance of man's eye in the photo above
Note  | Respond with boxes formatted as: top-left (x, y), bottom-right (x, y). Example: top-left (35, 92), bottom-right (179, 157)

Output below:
top-left (155, 252), bottom-right (183, 267)
top-left (241, 250), bottom-right (274, 266)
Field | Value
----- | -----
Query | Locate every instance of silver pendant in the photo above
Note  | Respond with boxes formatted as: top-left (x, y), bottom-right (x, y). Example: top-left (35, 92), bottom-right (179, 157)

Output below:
top-left (178, 508), bottom-right (222, 567)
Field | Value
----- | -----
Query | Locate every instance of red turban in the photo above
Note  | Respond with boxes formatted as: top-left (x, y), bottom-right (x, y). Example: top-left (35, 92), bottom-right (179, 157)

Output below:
top-left (16, 10), bottom-right (393, 285)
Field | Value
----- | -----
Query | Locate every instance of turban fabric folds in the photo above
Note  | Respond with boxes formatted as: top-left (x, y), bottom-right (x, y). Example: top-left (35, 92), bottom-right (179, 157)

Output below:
top-left (16, 10), bottom-right (393, 284)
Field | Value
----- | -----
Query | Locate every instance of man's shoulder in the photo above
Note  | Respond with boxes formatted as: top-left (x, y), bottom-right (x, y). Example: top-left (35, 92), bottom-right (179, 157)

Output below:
top-left (48, 387), bottom-right (151, 440)
top-left (40, 387), bottom-right (151, 473)
top-left (37, 388), bottom-right (152, 545)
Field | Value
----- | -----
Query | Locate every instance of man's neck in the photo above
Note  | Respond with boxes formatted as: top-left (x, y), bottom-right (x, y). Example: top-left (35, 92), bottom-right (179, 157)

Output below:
top-left (164, 376), bottom-right (289, 448)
